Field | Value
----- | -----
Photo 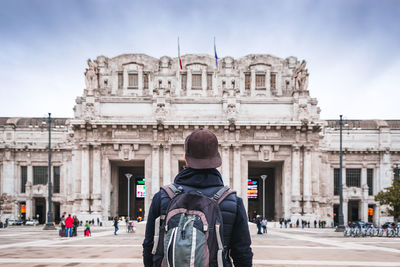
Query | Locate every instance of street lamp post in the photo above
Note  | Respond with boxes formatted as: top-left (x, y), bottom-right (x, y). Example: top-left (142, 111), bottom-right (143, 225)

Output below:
top-left (336, 115), bottom-right (345, 231)
top-left (44, 113), bottom-right (55, 230)
top-left (261, 175), bottom-right (267, 219)
top-left (125, 173), bottom-right (133, 220)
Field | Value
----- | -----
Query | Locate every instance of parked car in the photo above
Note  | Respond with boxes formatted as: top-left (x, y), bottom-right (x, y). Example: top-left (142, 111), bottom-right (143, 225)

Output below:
top-left (25, 219), bottom-right (39, 226)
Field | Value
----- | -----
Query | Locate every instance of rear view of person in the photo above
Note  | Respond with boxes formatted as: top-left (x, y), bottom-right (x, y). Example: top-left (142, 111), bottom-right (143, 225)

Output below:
top-left (114, 216), bottom-right (119, 235)
top-left (65, 214), bottom-right (74, 237)
top-left (143, 129), bottom-right (253, 266)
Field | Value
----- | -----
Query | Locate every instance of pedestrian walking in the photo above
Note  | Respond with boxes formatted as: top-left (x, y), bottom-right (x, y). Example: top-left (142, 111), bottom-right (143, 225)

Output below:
top-left (256, 215), bottom-right (262, 234)
top-left (143, 129), bottom-right (253, 267)
top-left (279, 218), bottom-right (283, 228)
top-left (97, 217), bottom-right (100, 226)
top-left (262, 217), bottom-right (268, 234)
top-left (73, 216), bottom-right (79, 237)
top-left (114, 216), bottom-right (119, 235)
top-left (84, 220), bottom-right (91, 236)
top-left (314, 220), bottom-right (317, 228)
top-left (65, 214), bottom-right (74, 237)
top-left (296, 219), bottom-right (299, 228)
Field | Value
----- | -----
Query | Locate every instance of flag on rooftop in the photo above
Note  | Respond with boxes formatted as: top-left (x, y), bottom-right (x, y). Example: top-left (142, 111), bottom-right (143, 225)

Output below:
top-left (178, 37), bottom-right (183, 70)
top-left (214, 37), bottom-right (218, 69)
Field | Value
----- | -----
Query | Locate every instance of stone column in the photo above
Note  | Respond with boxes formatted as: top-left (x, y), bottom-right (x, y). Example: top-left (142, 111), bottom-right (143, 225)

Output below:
top-left (250, 69), bottom-right (256, 96)
top-left (202, 69), bottom-right (207, 95)
top-left (111, 71), bottom-right (118, 95)
top-left (151, 145), bottom-right (160, 195)
top-left (343, 200), bottom-right (349, 224)
top-left (80, 145), bottom-right (90, 213)
top-left (163, 145), bottom-right (171, 186)
top-left (361, 166), bottom-right (367, 187)
top-left (303, 147), bottom-right (312, 214)
top-left (233, 146), bottom-right (241, 193)
top-left (187, 69), bottom-right (192, 93)
top-left (276, 73), bottom-right (282, 96)
top-left (291, 145), bottom-right (301, 215)
top-left (138, 69), bottom-right (144, 96)
top-left (92, 145), bottom-right (102, 213)
top-left (360, 200), bottom-right (368, 222)
top-left (265, 70), bottom-right (271, 96)
top-left (102, 157), bottom-right (111, 219)
top-left (239, 71), bottom-right (245, 95)
top-left (123, 68), bottom-right (128, 95)
top-left (71, 148), bottom-right (81, 214)
top-left (221, 145), bottom-right (230, 186)
top-left (26, 165), bottom-right (33, 219)
top-left (1, 153), bottom-right (15, 197)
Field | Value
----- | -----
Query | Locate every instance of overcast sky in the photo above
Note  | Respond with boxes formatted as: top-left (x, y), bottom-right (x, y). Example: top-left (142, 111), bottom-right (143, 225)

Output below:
top-left (0, 0), bottom-right (399, 120)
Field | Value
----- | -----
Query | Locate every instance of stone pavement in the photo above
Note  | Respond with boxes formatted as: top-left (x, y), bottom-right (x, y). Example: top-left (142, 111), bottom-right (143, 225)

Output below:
top-left (0, 223), bottom-right (400, 266)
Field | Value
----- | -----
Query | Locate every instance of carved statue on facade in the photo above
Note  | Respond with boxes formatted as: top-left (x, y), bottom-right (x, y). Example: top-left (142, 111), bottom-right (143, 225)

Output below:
top-left (226, 103), bottom-right (237, 124)
top-left (292, 60), bottom-right (309, 91)
top-left (155, 103), bottom-right (168, 124)
top-left (85, 59), bottom-right (99, 91)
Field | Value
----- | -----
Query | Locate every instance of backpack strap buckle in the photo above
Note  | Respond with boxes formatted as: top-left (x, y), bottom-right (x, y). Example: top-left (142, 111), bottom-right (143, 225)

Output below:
top-left (213, 186), bottom-right (236, 205)
top-left (161, 184), bottom-right (183, 199)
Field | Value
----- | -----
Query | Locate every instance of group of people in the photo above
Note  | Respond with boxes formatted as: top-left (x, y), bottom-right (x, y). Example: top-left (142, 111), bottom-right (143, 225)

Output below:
top-left (60, 214), bottom-right (79, 237)
top-left (279, 218), bottom-right (328, 228)
top-left (255, 216), bottom-right (268, 234)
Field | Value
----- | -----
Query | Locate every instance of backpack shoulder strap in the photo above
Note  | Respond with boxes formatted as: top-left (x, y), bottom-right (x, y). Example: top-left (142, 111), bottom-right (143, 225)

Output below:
top-left (161, 184), bottom-right (183, 199)
top-left (213, 186), bottom-right (236, 205)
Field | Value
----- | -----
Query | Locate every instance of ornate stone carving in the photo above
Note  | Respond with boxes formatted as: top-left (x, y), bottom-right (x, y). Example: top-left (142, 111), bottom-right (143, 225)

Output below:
top-left (292, 60), bottom-right (309, 91)
top-left (85, 59), bottom-right (99, 91)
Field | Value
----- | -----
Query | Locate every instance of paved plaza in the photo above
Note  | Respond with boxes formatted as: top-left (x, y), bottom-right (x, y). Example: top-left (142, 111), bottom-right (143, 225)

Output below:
top-left (0, 223), bottom-right (400, 267)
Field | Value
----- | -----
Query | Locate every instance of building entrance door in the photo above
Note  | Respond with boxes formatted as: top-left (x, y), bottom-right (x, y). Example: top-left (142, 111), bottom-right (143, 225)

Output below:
top-left (118, 165), bottom-right (145, 220)
top-left (348, 200), bottom-right (360, 222)
top-left (34, 197), bottom-right (46, 224)
top-left (247, 161), bottom-right (280, 221)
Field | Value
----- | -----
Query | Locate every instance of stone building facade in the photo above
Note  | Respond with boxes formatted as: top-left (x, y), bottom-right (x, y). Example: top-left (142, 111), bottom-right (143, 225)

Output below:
top-left (0, 53), bottom-right (399, 226)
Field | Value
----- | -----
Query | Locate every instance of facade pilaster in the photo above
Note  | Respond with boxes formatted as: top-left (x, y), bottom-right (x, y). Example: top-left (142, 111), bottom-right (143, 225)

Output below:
top-left (92, 145), bottom-right (102, 213)
top-left (138, 69), bottom-right (144, 95)
top-left (163, 145), bottom-right (171, 186)
top-left (202, 69), bottom-right (207, 94)
top-left (233, 146), bottom-right (241, 193)
top-left (25, 164), bottom-right (33, 219)
top-left (250, 69), bottom-right (255, 96)
top-left (80, 145), bottom-right (90, 213)
top-left (291, 145), bottom-right (301, 215)
top-left (303, 146), bottom-right (312, 214)
top-left (151, 145), bottom-right (160, 195)
top-left (221, 145), bottom-right (230, 186)
top-left (187, 69), bottom-right (192, 93)
top-left (343, 200), bottom-right (349, 225)
top-left (123, 68), bottom-right (128, 95)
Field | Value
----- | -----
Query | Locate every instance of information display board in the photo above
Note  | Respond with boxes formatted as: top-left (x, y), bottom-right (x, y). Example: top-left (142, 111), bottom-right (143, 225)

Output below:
top-left (247, 179), bottom-right (258, 199)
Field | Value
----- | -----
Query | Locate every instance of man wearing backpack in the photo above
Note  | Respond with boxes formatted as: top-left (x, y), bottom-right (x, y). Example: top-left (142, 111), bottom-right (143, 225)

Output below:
top-left (143, 129), bottom-right (253, 267)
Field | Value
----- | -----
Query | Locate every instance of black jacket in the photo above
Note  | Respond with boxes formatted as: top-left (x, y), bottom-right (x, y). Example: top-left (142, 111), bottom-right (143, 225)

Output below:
top-left (142, 167), bottom-right (253, 267)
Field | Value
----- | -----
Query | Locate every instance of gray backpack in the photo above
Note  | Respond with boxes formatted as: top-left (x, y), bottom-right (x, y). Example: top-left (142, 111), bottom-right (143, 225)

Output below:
top-left (152, 184), bottom-right (235, 267)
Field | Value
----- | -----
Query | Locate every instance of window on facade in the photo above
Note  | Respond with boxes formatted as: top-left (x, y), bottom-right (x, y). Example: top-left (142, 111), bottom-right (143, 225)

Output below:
top-left (207, 74), bottom-right (212, 90)
top-left (192, 73), bottom-right (202, 89)
top-left (255, 74), bottom-right (265, 89)
top-left (270, 73), bottom-right (276, 89)
top-left (143, 73), bottom-right (149, 89)
top-left (21, 166), bottom-right (27, 193)
top-left (33, 166), bottom-right (48, 185)
top-left (181, 73), bottom-right (187, 90)
top-left (334, 168), bottom-right (340, 195)
top-left (118, 72), bottom-right (123, 89)
top-left (245, 73), bottom-right (251, 90)
top-left (346, 168), bottom-right (361, 187)
top-left (53, 166), bottom-right (60, 193)
top-left (367, 168), bottom-right (373, 195)
top-left (128, 73), bottom-right (138, 88)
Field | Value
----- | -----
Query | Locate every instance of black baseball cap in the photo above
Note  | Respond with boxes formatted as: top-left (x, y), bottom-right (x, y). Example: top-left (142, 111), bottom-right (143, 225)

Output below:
top-left (184, 129), bottom-right (222, 169)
